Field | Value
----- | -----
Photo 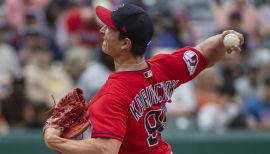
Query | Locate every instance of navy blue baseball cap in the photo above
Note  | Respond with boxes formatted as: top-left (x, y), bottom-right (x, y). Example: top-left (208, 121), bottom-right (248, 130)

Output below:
top-left (96, 3), bottom-right (153, 46)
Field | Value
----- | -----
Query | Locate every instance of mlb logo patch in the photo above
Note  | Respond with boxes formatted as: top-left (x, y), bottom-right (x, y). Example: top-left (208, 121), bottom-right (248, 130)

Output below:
top-left (144, 70), bottom-right (153, 78)
top-left (183, 50), bottom-right (198, 76)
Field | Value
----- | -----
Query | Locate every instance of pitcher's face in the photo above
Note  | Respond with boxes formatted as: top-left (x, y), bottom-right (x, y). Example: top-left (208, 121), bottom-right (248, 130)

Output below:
top-left (100, 25), bottom-right (122, 58)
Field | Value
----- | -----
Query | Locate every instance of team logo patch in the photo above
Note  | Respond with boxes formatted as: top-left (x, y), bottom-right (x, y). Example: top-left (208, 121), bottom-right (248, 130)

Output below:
top-left (183, 50), bottom-right (198, 76)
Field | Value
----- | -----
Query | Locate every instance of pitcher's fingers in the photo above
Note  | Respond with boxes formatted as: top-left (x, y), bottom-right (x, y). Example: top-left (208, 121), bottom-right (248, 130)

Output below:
top-left (232, 31), bottom-right (244, 46)
top-left (232, 45), bottom-right (241, 53)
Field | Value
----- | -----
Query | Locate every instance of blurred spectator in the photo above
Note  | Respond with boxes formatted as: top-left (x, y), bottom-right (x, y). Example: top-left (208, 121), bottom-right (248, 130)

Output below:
top-left (210, 0), bottom-right (259, 47)
top-left (3, 0), bottom-right (50, 29)
top-left (251, 48), bottom-right (270, 68)
top-left (0, 23), bottom-right (22, 100)
top-left (15, 29), bottom-right (41, 65)
top-left (0, 17), bottom-right (14, 44)
top-left (176, 0), bottom-right (215, 40)
top-left (78, 51), bottom-right (112, 102)
top-left (258, 0), bottom-right (270, 48)
top-left (174, 13), bottom-right (197, 46)
top-left (219, 52), bottom-right (243, 94)
top-left (197, 86), bottom-right (245, 132)
top-left (167, 82), bottom-right (197, 116)
top-left (145, 12), bottom-right (186, 59)
top-left (63, 46), bottom-right (90, 83)
top-left (166, 81), bottom-right (197, 130)
top-left (54, 1), bottom-right (79, 49)
top-left (14, 28), bottom-right (63, 63)
top-left (210, 0), bottom-right (259, 35)
top-left (18, 11), bottom-right (48, 34)
top-left (1, 78), bottom-right (46, 128)
top-left (44, 0), bottom-right (74, 33)
top-left (195, 67), bottom-right (222, 108)
top-left (245, 76), bottom-right (270, 131)
top-left (23, 44), bottom-right (73, 107)
top-left (235, 60), bottom-right (261, 104)
top-left (1, 78), bottom-right (26, 127)
top-left (55, 0), bottom-right (111, 49)
top-left (24, 103), bottom-right (49, 128)
top-left (58, 5), bottom-right (102, 49)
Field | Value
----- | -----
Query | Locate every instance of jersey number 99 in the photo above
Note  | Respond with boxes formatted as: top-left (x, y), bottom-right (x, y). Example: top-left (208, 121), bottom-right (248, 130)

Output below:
top-left (144, 108), bottom-right (166, 147)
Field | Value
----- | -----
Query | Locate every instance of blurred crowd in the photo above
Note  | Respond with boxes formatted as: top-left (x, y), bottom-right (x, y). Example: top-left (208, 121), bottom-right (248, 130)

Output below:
top-left (0, 0), bottom-right (270, 135)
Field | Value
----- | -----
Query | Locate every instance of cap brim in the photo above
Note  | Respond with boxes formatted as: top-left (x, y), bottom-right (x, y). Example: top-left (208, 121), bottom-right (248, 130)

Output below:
top-left (96, 6), bottom-right (117, 30)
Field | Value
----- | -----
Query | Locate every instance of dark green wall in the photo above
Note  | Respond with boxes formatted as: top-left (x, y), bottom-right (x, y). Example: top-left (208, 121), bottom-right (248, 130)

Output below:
top-left (165, 130), bottom-right (270, 154)
top-left (1, 129), bottom-right (270, 154)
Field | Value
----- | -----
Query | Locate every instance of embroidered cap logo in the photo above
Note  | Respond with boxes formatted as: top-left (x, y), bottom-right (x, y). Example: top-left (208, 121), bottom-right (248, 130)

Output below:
top-left (113, 3), bottom-right (125, 11)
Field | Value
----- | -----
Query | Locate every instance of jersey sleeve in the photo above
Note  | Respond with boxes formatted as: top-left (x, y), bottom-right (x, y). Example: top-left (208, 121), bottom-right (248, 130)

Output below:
top-left (151, 46), bottom-right (207, 85)
top-left (89, 94), bottom-right (128, 142)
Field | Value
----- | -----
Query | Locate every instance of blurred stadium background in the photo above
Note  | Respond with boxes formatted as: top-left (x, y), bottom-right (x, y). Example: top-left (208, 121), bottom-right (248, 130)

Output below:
top-left (0, 0), bottom-right (270, 153)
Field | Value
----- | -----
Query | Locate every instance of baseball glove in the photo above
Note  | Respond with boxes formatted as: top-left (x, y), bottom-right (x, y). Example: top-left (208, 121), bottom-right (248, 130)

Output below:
top-left (43, 88), bottom-right (90, 139)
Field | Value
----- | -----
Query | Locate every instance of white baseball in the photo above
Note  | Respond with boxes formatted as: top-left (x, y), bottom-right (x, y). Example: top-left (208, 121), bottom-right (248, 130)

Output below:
top-left (223, 33), bottom-right (240, 47)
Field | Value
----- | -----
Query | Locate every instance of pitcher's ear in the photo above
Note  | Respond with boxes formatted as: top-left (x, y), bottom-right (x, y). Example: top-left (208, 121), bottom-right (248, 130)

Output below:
top-left (121, 38), bottom-right (132, 50)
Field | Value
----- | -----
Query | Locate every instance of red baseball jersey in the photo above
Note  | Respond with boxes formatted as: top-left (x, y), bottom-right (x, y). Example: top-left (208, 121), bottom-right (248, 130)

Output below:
top-left (88, 47), bottom-right (207, 154)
